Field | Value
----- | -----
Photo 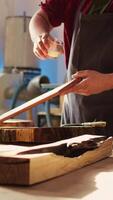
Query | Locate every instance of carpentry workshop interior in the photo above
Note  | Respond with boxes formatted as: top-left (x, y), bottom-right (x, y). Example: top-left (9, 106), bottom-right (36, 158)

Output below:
top-left (0, 1), bottom-right (113, 200)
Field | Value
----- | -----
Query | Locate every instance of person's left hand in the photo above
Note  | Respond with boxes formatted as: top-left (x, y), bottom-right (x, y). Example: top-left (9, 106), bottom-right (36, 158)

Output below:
top-left (62, 70), bottom-right (113, 96)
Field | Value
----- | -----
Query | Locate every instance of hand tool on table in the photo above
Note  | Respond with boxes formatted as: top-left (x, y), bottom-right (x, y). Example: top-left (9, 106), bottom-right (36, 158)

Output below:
top-left (0, 78), bottom-right (78, 123)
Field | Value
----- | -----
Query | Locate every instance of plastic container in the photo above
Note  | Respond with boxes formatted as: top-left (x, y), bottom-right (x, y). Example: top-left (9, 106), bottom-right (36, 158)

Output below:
top-left (48, 39), bottom-right (64, 58)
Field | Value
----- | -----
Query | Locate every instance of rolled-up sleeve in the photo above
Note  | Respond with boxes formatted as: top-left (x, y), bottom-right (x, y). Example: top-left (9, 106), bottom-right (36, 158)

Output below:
top-left (40, 0), bottom-right (66, 27)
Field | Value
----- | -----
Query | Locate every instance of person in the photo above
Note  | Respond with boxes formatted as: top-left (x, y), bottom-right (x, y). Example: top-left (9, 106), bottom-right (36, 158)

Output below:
top-left (29, 0), bottom-right (113, 136)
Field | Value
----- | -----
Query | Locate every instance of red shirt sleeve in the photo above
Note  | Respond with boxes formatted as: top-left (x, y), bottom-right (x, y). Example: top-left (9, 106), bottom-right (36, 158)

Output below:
top-left (40, 0), bottom-right (67, 27)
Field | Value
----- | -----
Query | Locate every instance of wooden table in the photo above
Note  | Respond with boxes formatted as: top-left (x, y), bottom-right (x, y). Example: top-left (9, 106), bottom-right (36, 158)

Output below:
top-left (0, 154), bottom-right (113, 200)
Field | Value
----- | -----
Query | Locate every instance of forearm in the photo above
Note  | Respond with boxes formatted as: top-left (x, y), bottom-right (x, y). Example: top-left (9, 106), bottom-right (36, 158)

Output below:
top-left (29, 9), bottom-right (52, 43)
top-left (104, 73), bottom-right (113, 91)
top-left (68, 70), bottom-right (113, 96)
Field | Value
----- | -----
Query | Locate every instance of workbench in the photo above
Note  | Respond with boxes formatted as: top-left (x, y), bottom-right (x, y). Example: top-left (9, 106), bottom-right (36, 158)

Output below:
top-left (0, 154), bottom-right (113, 200)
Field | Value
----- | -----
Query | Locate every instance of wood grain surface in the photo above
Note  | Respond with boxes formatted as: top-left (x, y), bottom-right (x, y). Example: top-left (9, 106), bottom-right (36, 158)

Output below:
top-left (0, 135), bottom-right (112, 185)
top-left (0, 126), bottom-right (106, 144)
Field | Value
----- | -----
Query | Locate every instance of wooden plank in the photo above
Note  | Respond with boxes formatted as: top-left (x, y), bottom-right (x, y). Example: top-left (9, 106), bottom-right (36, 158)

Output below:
top-left (0, 79), bottom-right (79, 123)
top-left (0, 135), bottom-right (112, 185)
top-left (0, 126), bottom-right (106, 144)
top-left (0, 119), bottom-right (34, 127)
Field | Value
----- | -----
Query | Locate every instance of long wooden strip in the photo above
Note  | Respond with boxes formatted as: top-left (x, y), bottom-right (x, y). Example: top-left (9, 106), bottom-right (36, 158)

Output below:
top-left (0, 79), bottom-right (77, 123)
top-left (0, 119), bottom-right (34, 127)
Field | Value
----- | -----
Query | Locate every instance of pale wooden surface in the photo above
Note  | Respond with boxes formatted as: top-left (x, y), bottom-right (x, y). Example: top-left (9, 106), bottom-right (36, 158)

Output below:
top-left (0, 135), bottom-right (112, 185)
top-left (0, 119), bottom-right (34, 127)
top-left (0, 154), bottom-right (113, 200)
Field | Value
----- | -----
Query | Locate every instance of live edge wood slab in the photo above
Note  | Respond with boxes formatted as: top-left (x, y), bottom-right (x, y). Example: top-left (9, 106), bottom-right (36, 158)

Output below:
top-left (0, 135), bottom-right (112, 185)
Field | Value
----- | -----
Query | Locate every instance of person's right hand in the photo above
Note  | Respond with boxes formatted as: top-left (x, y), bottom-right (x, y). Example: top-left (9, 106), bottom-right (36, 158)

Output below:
top-left (33, 33), bottom-right (64, 59)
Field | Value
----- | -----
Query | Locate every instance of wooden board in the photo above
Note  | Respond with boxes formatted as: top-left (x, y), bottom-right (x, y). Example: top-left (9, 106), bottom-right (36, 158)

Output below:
top-left (0, 135), bottom-right (112, 185)
top-left (0, 79), bottom-right (79, 123)
top-left (0, 126), bottom-right (106, 144)
top-left (0, 119), bottom-right (34, 127)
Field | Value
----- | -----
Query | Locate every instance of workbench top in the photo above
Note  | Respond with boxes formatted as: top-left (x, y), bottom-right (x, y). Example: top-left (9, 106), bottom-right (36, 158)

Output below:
top-left (0, 154), bottom-right (113, 200)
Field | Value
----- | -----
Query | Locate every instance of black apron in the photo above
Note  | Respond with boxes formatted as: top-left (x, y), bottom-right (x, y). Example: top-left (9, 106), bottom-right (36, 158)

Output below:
top-left (61, 9), bottom-right (113, 136)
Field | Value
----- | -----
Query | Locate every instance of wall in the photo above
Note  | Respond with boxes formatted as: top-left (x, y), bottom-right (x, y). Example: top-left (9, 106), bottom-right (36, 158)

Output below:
top-left (0, 0), bottom-right (38, 70)
top-left (0, 0), bottom-right (14, 70)
top-left (0, 0), bottom-right (66, 83)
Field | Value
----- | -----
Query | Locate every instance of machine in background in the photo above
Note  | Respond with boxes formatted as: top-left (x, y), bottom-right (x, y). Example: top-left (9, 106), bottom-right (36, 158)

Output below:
top-left (0, 13), bottom-right (62, 126)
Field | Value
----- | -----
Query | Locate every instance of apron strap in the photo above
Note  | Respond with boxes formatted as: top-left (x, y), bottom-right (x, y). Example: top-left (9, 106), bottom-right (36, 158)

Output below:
top-left (68, 0), bottom-right (86, 73)
top-left (68, 0), bottom-right (112, 73)
top-left (88, 0), bottom-right (112, 15)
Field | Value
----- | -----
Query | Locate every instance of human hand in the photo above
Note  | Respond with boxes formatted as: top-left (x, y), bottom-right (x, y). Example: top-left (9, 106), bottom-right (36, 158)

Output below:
top-left (33, 33), bottom-right (64, 59)
top-left (62, 70), bottom-right (113, 96)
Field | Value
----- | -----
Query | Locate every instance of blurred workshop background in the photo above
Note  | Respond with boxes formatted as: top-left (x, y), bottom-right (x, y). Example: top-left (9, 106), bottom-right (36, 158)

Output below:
top-left (0, 0), bottom-right (66, 127)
